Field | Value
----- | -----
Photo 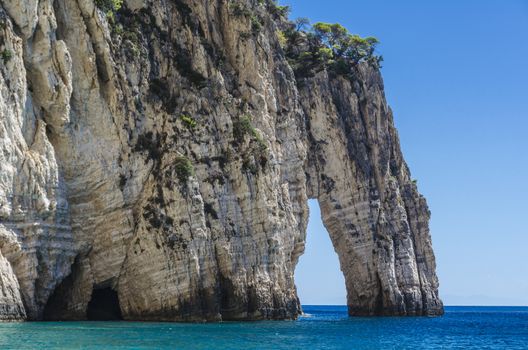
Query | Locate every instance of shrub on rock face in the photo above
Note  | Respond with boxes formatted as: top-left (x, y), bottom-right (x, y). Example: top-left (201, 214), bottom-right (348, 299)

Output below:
top-left (179, 114), bottom-right (197, 129)
top-left (267, 0), bottom-right (290, 18)
top-left (229, 1), bottom-right (251, 17)
top-left (95, 0), bottom-right (123, 21)
top-left (1, 49), bottom-right (13, 63)
top-left (251, 15), bottom-right (262, 34)
top-left (277, 30), bottom-right (287, 48)
top-left (233, 115), bottom-right (267, 149)
top-left (174, 156), bottom-right (194, 183)
top-left (233, 115), bottom-right (256, 142)
top-left (95, 0), bottom-right (123, 13)
top-left (316, 47), bottom-right (334, 63)
top-left (232, 115), bottom-right (268, 174)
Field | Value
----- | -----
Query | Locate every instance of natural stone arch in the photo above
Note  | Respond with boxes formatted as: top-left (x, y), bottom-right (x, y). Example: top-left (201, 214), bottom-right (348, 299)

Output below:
top-left (298, 68), bottom-right (443, 316)
top-left (0, 0), bottom-right (443, 321)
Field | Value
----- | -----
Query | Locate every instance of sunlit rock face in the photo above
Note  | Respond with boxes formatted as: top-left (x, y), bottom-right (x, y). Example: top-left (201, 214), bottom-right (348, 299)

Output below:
top-left (0, 0), bottom-right (442, 321)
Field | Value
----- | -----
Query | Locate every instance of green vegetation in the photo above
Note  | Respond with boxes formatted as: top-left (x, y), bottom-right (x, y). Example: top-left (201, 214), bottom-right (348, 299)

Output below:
top-left (233, 115), bottom-right (257, 141)
top-left (269, 5), bottom-right (382, 79)
top-left (295, 17), bottom-right (310, 31)
top-left (267, 0), bottom-right (290, 18)
top-left (282, 21), bottom-right (383, 78)
top-left (277, 30), bottom-right (287, 48)
top-left (1, 49), bottom-right (13, 63)
top-left (313, 22), bottom-right (380, 65)
top-left (232, 115), bottom-right (268, 174)
top-left (229, 1), bottom-right (251, 17)
top-left (120, 28), bottom-right (142, 58)
top-left (229, 1), bottom-right (263, 36)
top-left (95, 0), bottom-right (123, 13)
top-left (106, 8), bottom-right (147, 61)
top-left (122, 30), bottom-right (139, 43)
top-left (233, 115), bottom-right (267, 151)
top-left (112, 23), bottom-right (125, 36)
top-left (174, 156), bottom-right (194, 183)
top-left (227, 1), bottom-right (381, 77)
top-left (95, 0), bottom-right (123, 21)
top-left (179, 114), bottom-right (197, 129)
top-left (251, 15), bottom-right (262, 34)
top-left (240, 31), bottom-right (252, 40)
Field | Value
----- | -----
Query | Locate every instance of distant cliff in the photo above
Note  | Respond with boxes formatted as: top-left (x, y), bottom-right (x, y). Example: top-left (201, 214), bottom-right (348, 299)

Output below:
top-left (0, 0), bottom-right (443, 321)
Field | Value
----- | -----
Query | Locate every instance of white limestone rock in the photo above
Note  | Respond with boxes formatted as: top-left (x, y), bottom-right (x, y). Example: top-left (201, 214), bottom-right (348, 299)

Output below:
top-left (0, 0), bottom-right (442, 321)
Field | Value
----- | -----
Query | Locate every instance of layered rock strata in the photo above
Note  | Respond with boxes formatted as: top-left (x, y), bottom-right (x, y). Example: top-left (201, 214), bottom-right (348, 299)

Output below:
top-left (0, 0), bottom-right (442, 321)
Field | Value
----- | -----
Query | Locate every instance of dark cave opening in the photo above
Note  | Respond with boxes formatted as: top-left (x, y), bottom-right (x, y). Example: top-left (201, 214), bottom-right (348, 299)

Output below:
top-left (43, 259), bottom-right (78, 321)
top-left (86, 288), bottom-right (123, 321)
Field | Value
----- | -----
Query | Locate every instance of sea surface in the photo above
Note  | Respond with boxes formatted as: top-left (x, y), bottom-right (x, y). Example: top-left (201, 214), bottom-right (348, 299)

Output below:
top-left (0, 306), bottom-right (527, 349)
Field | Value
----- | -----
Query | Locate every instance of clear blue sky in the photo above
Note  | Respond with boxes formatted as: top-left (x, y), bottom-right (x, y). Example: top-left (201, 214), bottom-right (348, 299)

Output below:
top-left (292, 0), bottom-right (528, 306)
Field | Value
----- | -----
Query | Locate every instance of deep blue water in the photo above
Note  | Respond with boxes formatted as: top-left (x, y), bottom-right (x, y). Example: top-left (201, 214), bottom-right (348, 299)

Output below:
top-left (0, 306), bottom-right (527, 349)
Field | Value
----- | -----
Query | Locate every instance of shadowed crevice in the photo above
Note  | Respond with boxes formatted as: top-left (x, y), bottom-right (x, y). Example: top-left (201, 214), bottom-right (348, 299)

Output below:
top-left (42, 257), bottom-right (82, 321)
top-left (87, 288), bottom-right (123, 321)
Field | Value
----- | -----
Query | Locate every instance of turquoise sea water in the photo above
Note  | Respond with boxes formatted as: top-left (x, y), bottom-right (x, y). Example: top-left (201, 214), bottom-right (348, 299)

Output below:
top-left (0, 306), bottom-right (527, 349)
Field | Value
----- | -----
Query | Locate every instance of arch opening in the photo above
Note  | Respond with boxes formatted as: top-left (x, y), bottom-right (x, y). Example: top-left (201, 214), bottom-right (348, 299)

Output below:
top-left (295, 199), bottom-right (347, 307)
top-left (86, 287), bottom-right (123, 321)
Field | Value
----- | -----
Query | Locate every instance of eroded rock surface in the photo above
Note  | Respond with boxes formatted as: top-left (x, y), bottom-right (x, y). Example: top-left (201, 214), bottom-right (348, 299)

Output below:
top-left (0, 0), bottom-right (442, 321)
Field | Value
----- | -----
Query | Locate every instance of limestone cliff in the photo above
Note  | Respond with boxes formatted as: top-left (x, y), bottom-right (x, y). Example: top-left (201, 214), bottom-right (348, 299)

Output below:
top-left (0, 0), bottom-right (442, 321)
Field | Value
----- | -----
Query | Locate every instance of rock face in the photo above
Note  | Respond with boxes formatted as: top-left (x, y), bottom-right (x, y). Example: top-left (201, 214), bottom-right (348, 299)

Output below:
top-left (0, 0), bottom-right (443, 321)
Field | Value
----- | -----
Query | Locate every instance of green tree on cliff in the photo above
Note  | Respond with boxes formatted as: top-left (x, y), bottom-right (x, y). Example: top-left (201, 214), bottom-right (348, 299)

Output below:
top-left (312, 22), bottom-right (380, 65)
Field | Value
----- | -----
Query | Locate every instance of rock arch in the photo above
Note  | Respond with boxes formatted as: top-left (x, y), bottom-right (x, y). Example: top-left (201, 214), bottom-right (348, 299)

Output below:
top-left (299, 70), bottom-right (443, 316)
top-left (0, 0), bottom-right (442, 321)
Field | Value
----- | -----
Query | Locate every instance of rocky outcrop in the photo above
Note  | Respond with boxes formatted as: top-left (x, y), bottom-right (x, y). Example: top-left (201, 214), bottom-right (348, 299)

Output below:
top-left (0, 0), bottom-right (442, 321)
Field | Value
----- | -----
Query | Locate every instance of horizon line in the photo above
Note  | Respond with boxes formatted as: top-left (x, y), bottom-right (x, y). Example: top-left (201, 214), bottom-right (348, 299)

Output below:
top-left (301, 304), bottom-right (528, 307)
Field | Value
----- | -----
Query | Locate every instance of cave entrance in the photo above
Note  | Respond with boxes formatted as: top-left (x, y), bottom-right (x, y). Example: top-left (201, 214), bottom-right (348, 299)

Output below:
top-left (86, 288), bottom-right (123, 321)
top-left (295, 199), bottom-right (347, 306)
